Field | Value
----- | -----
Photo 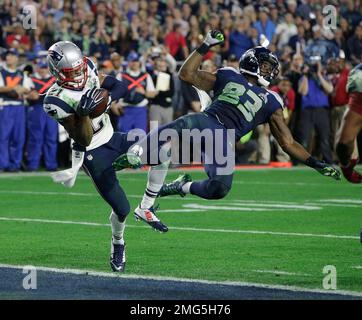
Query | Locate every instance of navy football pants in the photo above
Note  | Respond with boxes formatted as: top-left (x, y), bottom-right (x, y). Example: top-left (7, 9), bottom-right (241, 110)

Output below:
top-left (83, 132), bottom-right (135, 220)
top-left (135, 113), bottom-right (234, 200)
top-left (26, 104), bottom-right (58, 171)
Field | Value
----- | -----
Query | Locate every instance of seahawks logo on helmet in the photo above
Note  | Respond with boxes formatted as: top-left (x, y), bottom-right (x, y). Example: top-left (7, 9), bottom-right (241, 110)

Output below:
top-left (48, 50), bottom-right (63, 64)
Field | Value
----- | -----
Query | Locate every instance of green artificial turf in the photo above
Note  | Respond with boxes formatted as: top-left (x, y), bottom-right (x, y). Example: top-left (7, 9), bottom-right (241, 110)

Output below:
top-left (0, 167), bottom-right (361, 293)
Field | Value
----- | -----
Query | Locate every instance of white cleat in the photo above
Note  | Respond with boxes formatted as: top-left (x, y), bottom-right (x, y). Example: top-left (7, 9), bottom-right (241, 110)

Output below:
top-left (134, 205), bottom-right (168, 233)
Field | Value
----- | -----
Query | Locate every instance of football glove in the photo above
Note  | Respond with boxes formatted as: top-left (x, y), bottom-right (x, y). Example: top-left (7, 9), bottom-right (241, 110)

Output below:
top-left (306, 157), bottom-right (341, 180)
top-left (197, 30), bottom-right (224, 55)
top-left (203, 30), bottom-right (225, 47)
top-left (77, 87), bottom-right (104, 117)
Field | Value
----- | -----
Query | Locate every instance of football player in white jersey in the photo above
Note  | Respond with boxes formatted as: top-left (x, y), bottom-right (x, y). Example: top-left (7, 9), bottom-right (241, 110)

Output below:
top-left (44, 41), bottom-right (168, 272)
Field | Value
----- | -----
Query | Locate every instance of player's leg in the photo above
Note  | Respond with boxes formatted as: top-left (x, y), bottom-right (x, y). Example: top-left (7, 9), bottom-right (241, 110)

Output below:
top-left (159, 114), bottom-right (234, 200)
top-left (26, 105), bottom-right (44, 171)
top-left (109, 132), bottom-right (169, 232)
top-left (134, 143), bottom-right (171, 222)
top-left (336, 107), bottom-right (362, 183)
top-left (9, 106), bottom-right (26, 171)
top-left (43, 113), bottom-right (58, 171)
top-left (0, 106), bottom-right (12, 171)
top-left (83, 138), bottom-right (132, 272)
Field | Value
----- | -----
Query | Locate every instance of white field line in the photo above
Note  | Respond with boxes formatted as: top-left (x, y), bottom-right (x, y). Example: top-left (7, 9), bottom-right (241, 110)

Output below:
top-left (0, 263), bottom-right (361, 297)
top-left (319, 199), bottom-right (362, 204)
top-left (252, 270), bottom-right (312, 277)
top-left (183, 203), bottom-right (321, 211)
top-left (352, 266), bottom-right (362, 269)
top-left (0, 216), bottom-right (358, 240)
top-left (1, 190), bottom-right (361, 208)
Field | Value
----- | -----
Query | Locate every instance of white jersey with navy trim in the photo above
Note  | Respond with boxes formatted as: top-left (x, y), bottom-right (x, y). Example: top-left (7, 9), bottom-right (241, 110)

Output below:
top-left (43, 57), bottom-right (113, 151)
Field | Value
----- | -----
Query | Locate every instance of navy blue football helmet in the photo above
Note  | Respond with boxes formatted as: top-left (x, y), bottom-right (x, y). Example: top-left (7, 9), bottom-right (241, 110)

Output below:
top-left (239, 46), bottom-right (280, 86)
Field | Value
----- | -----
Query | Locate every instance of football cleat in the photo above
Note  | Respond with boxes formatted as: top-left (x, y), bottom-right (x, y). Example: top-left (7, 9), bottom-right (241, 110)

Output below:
top-left (112, 153), bottom-right (142, 171)
top-left (134, 205), bottom-right (168, 233)
top-left (341, 158), bottom-right (362, 184)
top-left (158, 174), bottom-right (192, 198)
top-left (110, 241), bottom-right (126, 272)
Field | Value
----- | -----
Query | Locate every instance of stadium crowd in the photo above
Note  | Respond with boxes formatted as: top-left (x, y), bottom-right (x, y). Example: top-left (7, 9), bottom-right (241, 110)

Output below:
top-left (0, 0), bottom-right (362, 171)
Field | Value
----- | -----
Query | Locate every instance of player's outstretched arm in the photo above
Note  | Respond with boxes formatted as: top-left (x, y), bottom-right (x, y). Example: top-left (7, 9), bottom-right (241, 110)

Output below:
top-left (178, 30), bottom-right (224, 92)
top-left (269, 109), bottom-right (341, 180)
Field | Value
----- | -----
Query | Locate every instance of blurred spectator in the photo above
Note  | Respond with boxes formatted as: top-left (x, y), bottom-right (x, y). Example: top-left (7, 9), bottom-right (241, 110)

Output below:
top-left (327, 56), bottom-right (351, 153)
top-left (274, 13), bottom-right (297, 50)
top-left (149, 55), bottom-right (174, 130)
top-left (341, 0), bottom-right (362, 30)
top-left (0, 49), bottom-right (32, 172)
top-left (0, 0), bottom-right (362, 170)
top-left (228, 18), bottom-right (253, 59)
top-left (270, 77), bottom-right (295, 124)
top-left (270, 77), bottom-right (296, 162)
top-left (117, 52), bottom-right (157, 133)
top-left (165, 23), bottom-right (189, 61)
top-left (110, 52), bottom-right (123, 78)
top-left (6, 23), bottom-right (31, 53)
top-left (92, 14), bottom-right (112, 59)
top-left (297, 59), bottom-right (334, 163)
top-left (253, 7), bottom-right (276, 43)
top-left (54, 16), bottom-right (72, 42)
top-left (26, 61), bottom-right (57, 171)
top-left (75, 24), bottom-right (97, 57)
top-left (347, 23), bottom-right (362, 66)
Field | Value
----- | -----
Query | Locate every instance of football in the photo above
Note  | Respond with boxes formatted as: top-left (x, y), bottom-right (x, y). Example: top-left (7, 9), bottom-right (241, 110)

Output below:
top-left (89, 88), bottom-right (110, 119)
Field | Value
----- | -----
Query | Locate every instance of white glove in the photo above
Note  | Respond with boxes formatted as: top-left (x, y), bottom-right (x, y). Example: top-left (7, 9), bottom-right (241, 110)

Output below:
top-left (203, 30), bottom-right (225, 47)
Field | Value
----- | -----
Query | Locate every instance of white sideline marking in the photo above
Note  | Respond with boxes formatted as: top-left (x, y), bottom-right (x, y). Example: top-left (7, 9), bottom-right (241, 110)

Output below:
top-left (0, 263), bottom-right (361, 297)
top-left (184, 203), bottom-right (321, 211)
top-left (0, 216), bottom-right (358, 240)
top-left (319, 199), bottom-right (362, 204)
top-left (183, 204), bottom-right (274, 212)
top-left (1, 190), bottom-right (360, 208)
top-left (352, 266), bottom-right (362, 269)
top-left (253, 270), bottom-right (311, 277)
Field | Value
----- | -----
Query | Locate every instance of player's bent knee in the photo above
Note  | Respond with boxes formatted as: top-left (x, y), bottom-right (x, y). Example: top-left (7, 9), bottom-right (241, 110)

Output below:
top-left (207, 180), bottom-right (230, 199)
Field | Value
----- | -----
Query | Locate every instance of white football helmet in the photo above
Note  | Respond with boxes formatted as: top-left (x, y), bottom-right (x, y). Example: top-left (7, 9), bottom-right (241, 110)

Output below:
top-left (47, 41), bottom-right (88, 90)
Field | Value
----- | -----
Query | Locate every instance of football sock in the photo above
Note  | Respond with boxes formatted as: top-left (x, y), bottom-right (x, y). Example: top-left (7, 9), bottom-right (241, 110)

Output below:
top-left (140, 161), bottom-right (170, 209)
top-left (181, 182), bottom-right (192, 194)
top-left (109, 211), bottom-right (125, 245)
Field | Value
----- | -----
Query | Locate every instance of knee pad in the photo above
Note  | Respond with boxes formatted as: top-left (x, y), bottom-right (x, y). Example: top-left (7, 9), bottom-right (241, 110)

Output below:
top-left (207, 179), bottom-right (230, 199)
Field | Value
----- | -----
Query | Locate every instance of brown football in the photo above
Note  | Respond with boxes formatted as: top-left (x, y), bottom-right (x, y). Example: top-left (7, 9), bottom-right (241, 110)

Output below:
top-left (89, 88), bottom-right (110, 119)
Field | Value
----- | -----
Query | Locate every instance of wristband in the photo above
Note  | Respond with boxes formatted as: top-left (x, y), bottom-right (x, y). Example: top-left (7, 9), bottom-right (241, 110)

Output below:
top-left (196, 43), bottom-right (209, 55)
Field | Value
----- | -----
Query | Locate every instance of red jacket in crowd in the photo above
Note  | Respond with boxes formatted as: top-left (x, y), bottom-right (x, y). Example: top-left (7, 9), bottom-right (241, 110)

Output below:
top-left (330, 67), bottom-right (350, 107)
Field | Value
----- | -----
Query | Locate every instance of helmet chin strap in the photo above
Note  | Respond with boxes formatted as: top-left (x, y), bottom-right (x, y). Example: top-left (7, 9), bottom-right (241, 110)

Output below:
top-left (239, 67), bottom-right (270, 87)
top-left (257, 76), bottom-right (270, 87)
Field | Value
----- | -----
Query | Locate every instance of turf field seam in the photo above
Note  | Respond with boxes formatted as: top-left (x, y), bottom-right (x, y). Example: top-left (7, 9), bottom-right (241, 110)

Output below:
top-left (1, 263), bottom-right (361, 297)
top-left (0, 216), bottom-right (358, 240)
